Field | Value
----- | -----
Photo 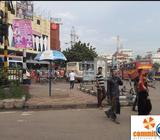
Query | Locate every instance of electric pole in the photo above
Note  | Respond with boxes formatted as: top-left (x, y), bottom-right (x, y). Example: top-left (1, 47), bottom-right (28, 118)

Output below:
top-left (3, 2), bottom-right (9, 81)
top-left (3, 1), bottom-right (15, 82)
top-left (70, 26), bottom-right (79, 47)
top-left (117, 35), bottom-right (120, 53)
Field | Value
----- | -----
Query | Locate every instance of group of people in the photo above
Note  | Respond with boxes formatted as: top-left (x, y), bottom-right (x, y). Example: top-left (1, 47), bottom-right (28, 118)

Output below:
top-left (95, 66), bottom-right (154, 124)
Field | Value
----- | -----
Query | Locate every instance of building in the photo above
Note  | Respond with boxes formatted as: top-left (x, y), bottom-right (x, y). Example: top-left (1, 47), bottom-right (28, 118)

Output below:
top-left (50, 22), bottom-right (60, 51)
top-left (0, 1), bottom-right (61, 69)
top-left (0, 1), bottom-right (50, 51)
top-left (120, 49), bottom-right (133, 60)
top-left (98, 54), bottom-right (113, 64)
top-left (152, 48), bottom-right (160, 64)
top-left (144, 49), bottom-right (160, 64)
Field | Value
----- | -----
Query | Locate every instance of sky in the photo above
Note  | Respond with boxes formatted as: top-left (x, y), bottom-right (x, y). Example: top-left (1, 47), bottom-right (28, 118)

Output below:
top-left (34, 1), bottom-right (160, 57)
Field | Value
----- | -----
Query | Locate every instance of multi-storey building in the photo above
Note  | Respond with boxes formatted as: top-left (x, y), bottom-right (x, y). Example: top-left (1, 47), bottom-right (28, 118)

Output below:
top-left (0, 1), bottom-right (61, 69)
top-left (152, 48), bottom-right (160, 64)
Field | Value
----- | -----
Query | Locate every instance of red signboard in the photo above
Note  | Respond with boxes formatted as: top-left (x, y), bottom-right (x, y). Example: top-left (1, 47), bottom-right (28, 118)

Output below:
top-left (51, 23), bottom-right (58, 30)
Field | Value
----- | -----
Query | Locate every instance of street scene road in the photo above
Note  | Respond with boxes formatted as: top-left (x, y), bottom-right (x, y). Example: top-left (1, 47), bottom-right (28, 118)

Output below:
top-left (1, 1), bottom-right (160, 140)
top-left (0, 108), bottom-right (133, 140)
top-left (0, 81), bottom-right (160, 140)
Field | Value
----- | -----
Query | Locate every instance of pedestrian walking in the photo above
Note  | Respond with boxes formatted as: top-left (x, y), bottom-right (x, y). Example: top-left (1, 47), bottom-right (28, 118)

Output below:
top-left (105, 68), bottom-right (123, 124)
top-left (131, 74), bottom-right (139, 112)
top-left (36, 69), bottom-right (40, 83)
top-left (95, 67), bottom-right (106, 108)
top-left (69, 70), bottom-right (76, 89)
top-left (23, 69), bottom-right (31, 85)
top-left (137, 70), bottom-right (154, 115)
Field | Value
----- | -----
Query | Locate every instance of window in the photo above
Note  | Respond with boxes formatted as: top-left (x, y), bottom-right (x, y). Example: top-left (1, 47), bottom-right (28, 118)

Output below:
top-left (68, 62), bottom-right (76, 66)
top-left (79, 63), bottom-right (85, 71)
top-left (37, 19), bottom-right (40, 25)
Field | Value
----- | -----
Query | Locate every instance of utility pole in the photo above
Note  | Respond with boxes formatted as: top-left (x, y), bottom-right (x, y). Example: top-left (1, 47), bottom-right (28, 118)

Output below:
top-left (70, 26), bottom-right (75, 47)
top-left (3, 1), bottom-right (9, 81)
top-left (117, 35), bottom-right (120, 53)
top-left (70, 26), bottom-right (79, 47)
top-left (3, 1), bottom-right (15, 82)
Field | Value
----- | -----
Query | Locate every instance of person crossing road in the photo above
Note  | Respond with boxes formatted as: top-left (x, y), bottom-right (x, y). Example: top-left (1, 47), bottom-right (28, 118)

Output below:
top-left (105, 68), bottom-right (123, 124)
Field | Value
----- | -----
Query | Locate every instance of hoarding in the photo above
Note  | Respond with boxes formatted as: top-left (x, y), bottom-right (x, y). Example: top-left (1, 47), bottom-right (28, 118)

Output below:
top-left (16, 1), bottom-right (33, 20)
top-left (13, 19), bottom-right (33, 49)
top-left (50, 17), bottom-right (62, 24)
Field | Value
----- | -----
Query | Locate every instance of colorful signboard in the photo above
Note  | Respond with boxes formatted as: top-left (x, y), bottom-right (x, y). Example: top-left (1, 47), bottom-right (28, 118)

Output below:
top-left (16, 1), bottom-right (33, 20)
top-left (13, 19), bottom-right (33, 49)
top-left (50, 17), bottom-right (62, 24)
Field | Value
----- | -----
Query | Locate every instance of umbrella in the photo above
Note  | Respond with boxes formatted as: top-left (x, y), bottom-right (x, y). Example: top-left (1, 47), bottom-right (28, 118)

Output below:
top-left (34, 50), bottom-right (67, 96)
top-left (34, 50), bottom-right (67, 61)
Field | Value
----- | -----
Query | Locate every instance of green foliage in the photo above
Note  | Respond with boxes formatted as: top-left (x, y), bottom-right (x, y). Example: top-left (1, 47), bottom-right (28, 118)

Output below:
top-left (129, 58), bottom-right (134, 62)
top-left (135, 55), bottom-right (142, 60)
top-left (153, 62), bottom-right (160, 71)
top-left (63, 41), bottom-right (98, 62)
top-left (54, 60), bottom-right (66, 68)
top-left (0, 69), bottom-right (5, 80)
top-left (0, 82), bottom-right (31, 100)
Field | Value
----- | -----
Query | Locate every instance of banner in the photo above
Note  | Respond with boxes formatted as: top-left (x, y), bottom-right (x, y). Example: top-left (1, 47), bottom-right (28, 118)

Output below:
top-left (16, 1), bottom-right (33, 20)
top-left (50, 17), bottom-right (62, 24)
top-left (13, 19), bottom-right (33, 49)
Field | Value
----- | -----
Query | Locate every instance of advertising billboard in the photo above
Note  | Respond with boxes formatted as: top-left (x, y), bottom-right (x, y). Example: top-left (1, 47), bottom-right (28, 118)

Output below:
top-left (13, 19), bottom-right (33, 49)
top-left (50, 17), bottom-right (62, 24)
top-left (16, 1), bottom-right (33, 20)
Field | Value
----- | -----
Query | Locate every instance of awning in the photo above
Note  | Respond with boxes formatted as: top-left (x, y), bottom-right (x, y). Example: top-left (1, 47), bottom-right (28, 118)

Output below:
top-left (26, 60), bottom-right (49, 65)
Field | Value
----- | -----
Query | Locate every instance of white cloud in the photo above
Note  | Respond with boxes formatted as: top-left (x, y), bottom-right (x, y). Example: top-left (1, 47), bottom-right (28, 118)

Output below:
top-left (145, 18), bottom-right (153, 24)
top-left (56, 12), bottom-right (76, 21)
top-left (85, 29), bottom-right (99, 35)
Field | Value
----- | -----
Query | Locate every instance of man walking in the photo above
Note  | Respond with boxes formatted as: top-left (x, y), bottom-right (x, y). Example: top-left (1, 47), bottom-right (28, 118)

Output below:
top-left (96, 67), bottom-right (106, 108)
top-left (69, 70), bottom-right (76, 89)
top-left (132, 74), bottom-right (139, 111)
top-left (105, 68), bottom-right (123, 124)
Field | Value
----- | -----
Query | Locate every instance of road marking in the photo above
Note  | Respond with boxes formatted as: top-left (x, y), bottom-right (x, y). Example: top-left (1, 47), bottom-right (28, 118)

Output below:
top-left (17, 119), bottom-right (25, 122)
top-left (21, 111), bottom-right (34, 116)
top-left (55, 88), bottom-right (66, 92)
top-left (0, 111), bottom-right (17, 114)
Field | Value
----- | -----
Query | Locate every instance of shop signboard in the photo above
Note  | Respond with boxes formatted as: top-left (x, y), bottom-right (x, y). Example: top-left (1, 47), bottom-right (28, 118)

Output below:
top-left (16, 1), bottom-right (33, 20)
top-left (13, 19), bottom-right (33, 49)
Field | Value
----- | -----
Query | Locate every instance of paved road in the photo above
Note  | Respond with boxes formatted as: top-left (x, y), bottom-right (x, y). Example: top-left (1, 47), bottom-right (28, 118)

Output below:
top-left (0, 81), bottom-right (159, 140)
top-left (0, 108), bottom-right (134, 140)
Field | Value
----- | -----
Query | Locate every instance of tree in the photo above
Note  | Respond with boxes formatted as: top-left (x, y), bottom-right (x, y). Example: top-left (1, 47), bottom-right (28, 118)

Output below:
top-left (153, 62), bottom-right (160, 72)
top-left (129, 58), bottom-right (134, 62)
top-left (62, 41), bottom-right (98, 62)
top-left (135, 55), bottom-right (142, 60)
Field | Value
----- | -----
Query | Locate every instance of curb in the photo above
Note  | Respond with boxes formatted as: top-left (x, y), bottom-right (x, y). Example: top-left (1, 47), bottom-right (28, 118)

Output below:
top-left (0, 102), bottom-right (132, 111)
top-left (24, 103), bottom-right (99, 111)
top-left (23, 101), bottom-right (131, 111)
top-left (79, 87), bottom-right (133, 107)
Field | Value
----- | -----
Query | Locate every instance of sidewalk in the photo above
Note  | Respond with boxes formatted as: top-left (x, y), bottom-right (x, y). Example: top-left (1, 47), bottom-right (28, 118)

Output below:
top-left (25, 82), bottom-right (104, 110)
